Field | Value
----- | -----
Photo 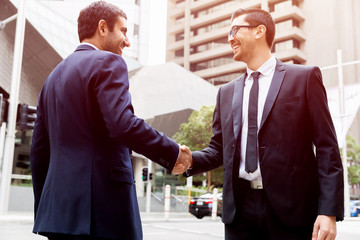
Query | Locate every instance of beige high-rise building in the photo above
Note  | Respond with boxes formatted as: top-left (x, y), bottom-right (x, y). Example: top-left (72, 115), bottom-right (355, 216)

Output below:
top-left (166, 0), bottom-right (360, 140)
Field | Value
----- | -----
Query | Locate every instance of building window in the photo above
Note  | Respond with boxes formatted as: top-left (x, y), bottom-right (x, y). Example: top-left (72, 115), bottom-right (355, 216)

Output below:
top-left (193, 18), bottom-right (230, 36)
top-left (212, 54), bottom-right (234, 66)
top-left (274, 39), bottom-right (300, 52)
top-left (175, 49), bottom-right (184, 57)
top-left (274, 0), bottom-right (292, 12)
top-left (176, 0), bottom-right (185, 9)
top-left (276, 19), bottom-right (293, 32)
top-left (190, 54), bottom-right (233, 72)
top-left (275, 39), bottom-right (293, 52)
top-left (175, 16), bottom-right (185, 24)
top-left (190, 38), bottom-right (228, 54)
top-left (275, 19), bottom-right (300, 32)
top-left (195, 1), bottom-right (244, 19)
top-left (12, 131), bottom-right (33, 185)
top-left (190, 62), bottom-right (207, 72)
top-left (206, 72), bottom-right (243, 85)
top-left (175, 33), bottom-right (184, 41)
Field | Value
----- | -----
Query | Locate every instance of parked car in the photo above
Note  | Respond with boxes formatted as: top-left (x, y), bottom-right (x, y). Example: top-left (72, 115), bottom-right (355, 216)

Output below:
top-left (350, 200), bottom-right (360, 217)
top-left (189, 192), bottom-right (222, 219)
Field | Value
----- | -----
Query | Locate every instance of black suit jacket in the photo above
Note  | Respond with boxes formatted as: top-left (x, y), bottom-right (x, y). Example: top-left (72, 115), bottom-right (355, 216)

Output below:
top-left (185, 59), bottom-right (344, 226)
top-left (30, 45), bottom-right (179, 239)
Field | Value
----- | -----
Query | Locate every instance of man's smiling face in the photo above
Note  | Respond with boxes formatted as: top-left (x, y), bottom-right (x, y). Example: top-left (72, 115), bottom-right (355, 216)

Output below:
top-left (228, 14), bottom-right (258, 63)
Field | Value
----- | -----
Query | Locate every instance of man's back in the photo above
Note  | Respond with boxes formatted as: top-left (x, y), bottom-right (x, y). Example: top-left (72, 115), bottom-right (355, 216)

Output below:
top-left (30, 2), bottom-right (191, 239)
top-left (31, 46), bottom-right (142, 239)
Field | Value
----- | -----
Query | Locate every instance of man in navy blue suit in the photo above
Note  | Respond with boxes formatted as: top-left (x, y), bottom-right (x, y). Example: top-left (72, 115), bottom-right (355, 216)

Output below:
top-left (181, 8), bottom-right (344, 240)
top-left (30, 1), bottom-right (190, 240)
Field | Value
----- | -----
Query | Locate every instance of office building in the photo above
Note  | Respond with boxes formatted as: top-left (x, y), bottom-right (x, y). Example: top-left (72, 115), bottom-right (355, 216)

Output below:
top-left (166, 0), bottom-right (360, 140)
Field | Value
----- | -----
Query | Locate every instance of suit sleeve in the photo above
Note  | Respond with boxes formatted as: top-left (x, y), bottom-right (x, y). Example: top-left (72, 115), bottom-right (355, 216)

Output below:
top-left (30, 107), bottom-right (50, 218)
top-left (306, 67), bottom-right (344, 220)
top-left (185, 88), bottom-right (224, 177)
top-left (92, 54), bottom-right (178, 170)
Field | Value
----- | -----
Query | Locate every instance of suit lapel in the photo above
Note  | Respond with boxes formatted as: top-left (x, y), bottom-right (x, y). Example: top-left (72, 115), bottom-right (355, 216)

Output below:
top-left (260, 59), bottom-right (286, 130)
top-left (232, 74), bottom-right (246, 140)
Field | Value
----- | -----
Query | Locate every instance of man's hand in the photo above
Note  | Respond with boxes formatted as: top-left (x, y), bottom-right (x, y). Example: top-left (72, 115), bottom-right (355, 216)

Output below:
top-left (172, 145), bottom-right (193, 174)
top-left (312, 215), bottom-right (336, 240)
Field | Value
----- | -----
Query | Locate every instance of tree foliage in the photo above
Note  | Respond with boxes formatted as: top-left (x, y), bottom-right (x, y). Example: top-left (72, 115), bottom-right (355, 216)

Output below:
top-left (173, 105), bottom-right (214, 151)
top-left (172, 106), bottom-right (223, 188)
top-left (348, 164), bottom-right (360, 185)
top-left (345, 135), bottom-right (360, 185)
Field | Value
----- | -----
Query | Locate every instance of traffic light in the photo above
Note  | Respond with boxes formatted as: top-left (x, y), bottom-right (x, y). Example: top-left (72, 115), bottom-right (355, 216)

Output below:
top-left (17, 104), bottom-right (37, 131)
top-left (149, 173), bottom-right (153, 180)
top-left (0, 94), bottom-right (9, 124)
top-left (142, 167), bottom-right (148, 181)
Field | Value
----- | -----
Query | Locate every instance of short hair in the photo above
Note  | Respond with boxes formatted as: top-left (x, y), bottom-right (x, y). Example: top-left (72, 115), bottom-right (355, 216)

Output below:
top-left (231, 8), bottom-right (275, 48)
top-left (77, 1), bottom-right (127, 42)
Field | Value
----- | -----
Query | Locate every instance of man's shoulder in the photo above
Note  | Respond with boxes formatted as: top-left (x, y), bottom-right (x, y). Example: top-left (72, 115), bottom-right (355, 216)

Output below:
top-left (279, 61), bottom-right (322, 82)
top-left (73, 46), bottom-right (126, 64)
top-left (93, 49), bottom-right (125, 62)
top-left (282, 61), bottom-right (319, 72)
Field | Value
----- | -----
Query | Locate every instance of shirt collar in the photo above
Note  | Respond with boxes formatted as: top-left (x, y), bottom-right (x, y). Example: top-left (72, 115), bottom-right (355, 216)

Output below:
top-left (246, 55), bottom-right (276, 79)
top-left (80, 42), bottom-right (99, 50)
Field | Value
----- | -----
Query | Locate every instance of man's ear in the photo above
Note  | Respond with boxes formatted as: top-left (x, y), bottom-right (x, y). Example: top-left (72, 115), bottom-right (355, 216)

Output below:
top-left (98, 19), bottom-right (108, 37)
top-left (255, 25), bottom-right (266, 40)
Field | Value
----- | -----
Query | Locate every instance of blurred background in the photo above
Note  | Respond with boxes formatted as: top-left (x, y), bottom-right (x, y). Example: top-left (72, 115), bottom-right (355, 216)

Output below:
top-left (0, 0), bottom-right (359, 219)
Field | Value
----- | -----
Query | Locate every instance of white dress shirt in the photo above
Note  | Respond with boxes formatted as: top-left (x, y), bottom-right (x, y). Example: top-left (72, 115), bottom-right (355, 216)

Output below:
top-left (239, 56), bottom-right (276, 181)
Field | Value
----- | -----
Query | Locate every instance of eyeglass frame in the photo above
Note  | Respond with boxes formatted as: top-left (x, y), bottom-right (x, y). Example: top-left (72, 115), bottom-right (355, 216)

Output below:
top-left (228, 25), bottom-right (259, 37)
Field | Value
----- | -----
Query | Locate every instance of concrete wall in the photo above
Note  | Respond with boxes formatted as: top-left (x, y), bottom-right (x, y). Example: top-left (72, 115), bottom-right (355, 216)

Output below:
top-left (8, 185), bottom-right (34, 211)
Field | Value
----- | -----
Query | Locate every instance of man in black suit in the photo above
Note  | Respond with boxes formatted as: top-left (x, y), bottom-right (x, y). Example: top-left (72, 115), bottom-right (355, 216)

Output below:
top-left (30, 2), bottom-right (190, 240)
top-left (182, 8), bottom-right (343, 240)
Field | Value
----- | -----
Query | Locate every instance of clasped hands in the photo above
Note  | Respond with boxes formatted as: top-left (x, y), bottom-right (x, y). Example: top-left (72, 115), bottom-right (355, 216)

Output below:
top-left (172, 145), bottom-right (193, 175)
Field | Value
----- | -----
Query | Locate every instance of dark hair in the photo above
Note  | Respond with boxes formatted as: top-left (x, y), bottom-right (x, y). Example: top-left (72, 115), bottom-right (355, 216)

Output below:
top-left (231, 8), bottom-right (275, 48)
top-left (77, 1), bottom-right (127, 42)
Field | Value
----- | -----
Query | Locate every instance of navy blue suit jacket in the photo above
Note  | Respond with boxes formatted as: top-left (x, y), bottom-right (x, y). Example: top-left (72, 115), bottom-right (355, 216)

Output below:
top-left (185, 59), bottom-right (344, 226)
top-left (30, 45), bottom-right (179, 239)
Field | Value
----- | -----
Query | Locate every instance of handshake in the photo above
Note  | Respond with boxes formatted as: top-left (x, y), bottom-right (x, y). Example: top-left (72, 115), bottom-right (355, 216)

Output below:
top-left (172, 145), bottom-right (193, 175)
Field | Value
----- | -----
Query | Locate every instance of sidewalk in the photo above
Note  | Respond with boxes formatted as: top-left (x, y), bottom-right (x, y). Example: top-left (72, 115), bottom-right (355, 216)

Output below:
top-left (1, 211), bottom-right (359, 223)
top-left (0, 211), bottom-right (202, 224)
top-left (0, 212), bottom-right (359, 240)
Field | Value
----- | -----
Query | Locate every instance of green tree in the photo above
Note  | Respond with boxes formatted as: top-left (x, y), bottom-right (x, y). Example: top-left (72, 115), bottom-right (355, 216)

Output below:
top-left (345, 135), bottom-right (360, 185)
top-left (348, 165), bottom-right (360, 185)
top-left (172, 106), bottom-right (223, 190)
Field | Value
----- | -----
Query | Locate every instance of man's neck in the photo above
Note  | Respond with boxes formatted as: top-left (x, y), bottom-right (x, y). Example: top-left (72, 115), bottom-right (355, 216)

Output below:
top-left (81, 39), bottom-right (101, 50)
top-left (246, 49), bottom-right (272, 71)
top-left (81, 42), bottom-right (99, 50)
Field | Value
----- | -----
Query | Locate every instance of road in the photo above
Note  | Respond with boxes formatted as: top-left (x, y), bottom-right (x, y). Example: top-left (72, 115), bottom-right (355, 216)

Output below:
top-left (143, 217), bottom-right (223, 240)
top-left (0, 212), bottom-right (359, 240)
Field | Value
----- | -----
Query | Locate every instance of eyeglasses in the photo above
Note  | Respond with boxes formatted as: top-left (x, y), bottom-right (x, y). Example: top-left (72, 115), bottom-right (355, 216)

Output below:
top-left (228, 25), bottom-right (258, 37)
